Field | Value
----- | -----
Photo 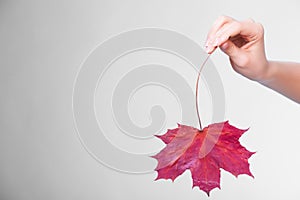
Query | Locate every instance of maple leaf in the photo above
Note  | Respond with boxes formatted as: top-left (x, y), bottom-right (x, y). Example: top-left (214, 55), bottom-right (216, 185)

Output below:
top-left (152, 121), bottom-right (255, 196)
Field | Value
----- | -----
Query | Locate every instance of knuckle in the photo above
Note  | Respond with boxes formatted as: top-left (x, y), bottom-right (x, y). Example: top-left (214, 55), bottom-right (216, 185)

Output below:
top-left (233, 21), bottom-right (242, 30)
top-left (256, 22), bottom-right (265, 36)
top-left (227, 43), bottom-right (235, 54)
top-left (256, 22), bottom-right (264, 32)
top-left (246, 18), bottom-right (255, 23)
top-left (217, 15), bottom-right (232, 23)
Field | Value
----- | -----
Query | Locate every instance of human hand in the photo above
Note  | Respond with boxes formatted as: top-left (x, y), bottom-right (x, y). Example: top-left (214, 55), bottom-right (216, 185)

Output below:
top-left (205, 16), bottom-right (270, 82)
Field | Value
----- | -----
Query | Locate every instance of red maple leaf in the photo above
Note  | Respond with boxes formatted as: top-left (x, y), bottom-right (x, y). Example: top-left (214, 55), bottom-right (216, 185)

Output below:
top-left (152, 121), bottom-right (255, 196)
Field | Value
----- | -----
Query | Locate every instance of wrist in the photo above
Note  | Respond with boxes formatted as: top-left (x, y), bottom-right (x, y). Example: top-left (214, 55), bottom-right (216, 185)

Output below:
top-left (257, 60), bottom-right (277, 84)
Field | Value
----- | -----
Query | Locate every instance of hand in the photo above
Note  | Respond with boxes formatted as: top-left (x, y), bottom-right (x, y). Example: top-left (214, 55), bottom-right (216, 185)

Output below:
top-left (205, 16), bottom-right (270, 82)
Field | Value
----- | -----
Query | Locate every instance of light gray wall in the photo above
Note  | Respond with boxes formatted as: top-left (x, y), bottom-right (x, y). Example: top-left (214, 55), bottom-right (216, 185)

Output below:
top-left (1, 0), bottom-right (300, 199)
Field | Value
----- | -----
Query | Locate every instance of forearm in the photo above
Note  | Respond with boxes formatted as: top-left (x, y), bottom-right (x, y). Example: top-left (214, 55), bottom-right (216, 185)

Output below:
top-left (259, 61), bottom-right (300, 103)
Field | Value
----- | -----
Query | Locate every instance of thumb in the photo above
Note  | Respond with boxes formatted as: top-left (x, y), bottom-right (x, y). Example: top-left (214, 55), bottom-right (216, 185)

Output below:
top-left (219, 40), bottom-right (241, 59)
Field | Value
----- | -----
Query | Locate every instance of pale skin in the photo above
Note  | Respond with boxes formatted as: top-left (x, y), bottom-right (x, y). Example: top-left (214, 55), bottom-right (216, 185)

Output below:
top-left (205, 16), bottom-right (300, 103)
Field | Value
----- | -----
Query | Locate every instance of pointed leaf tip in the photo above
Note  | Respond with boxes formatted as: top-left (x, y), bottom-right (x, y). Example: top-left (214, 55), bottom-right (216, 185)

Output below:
top-left (153, 121), bottom-right (255, 196)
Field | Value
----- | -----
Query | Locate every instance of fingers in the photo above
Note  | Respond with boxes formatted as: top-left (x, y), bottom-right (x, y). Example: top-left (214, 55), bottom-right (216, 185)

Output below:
top-left (205, 17), bottom-right (263, 54)
top-left (205, 16), bottom-right (234, 54)
top-left (216, 20), bottom-right (261, 45)
top-left (205, 15), bottom-right (233, 46)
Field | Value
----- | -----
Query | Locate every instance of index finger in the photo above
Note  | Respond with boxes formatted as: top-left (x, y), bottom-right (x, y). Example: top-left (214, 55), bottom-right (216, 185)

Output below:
top-left (205, 15), bottom-right (234, 46)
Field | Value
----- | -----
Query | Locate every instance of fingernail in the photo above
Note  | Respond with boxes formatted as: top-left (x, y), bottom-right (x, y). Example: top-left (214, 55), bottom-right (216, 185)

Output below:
top-left (204, 40), bottom-right (209, 52)
top-left (205, 45), bottom-right (212, 54)
top-left (205, 40), bottom-right (210, 47)
top-left (205, 47), bottom-right (210, 53)
top-left (213, 38), bottom-right (219, 47)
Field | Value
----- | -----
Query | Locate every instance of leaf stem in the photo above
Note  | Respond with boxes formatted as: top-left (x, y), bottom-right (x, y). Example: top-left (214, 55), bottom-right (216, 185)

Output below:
top-left (196, 54), bottom-right (211, 131)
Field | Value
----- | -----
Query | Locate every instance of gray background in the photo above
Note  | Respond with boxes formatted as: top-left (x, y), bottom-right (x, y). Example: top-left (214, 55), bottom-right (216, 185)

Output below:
top-left (1, 0), bottom-right (300, 199)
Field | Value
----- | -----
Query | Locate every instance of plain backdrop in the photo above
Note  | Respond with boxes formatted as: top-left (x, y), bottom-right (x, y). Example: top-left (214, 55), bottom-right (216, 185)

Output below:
top-left (1, 0), bottom-right (300, 199)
